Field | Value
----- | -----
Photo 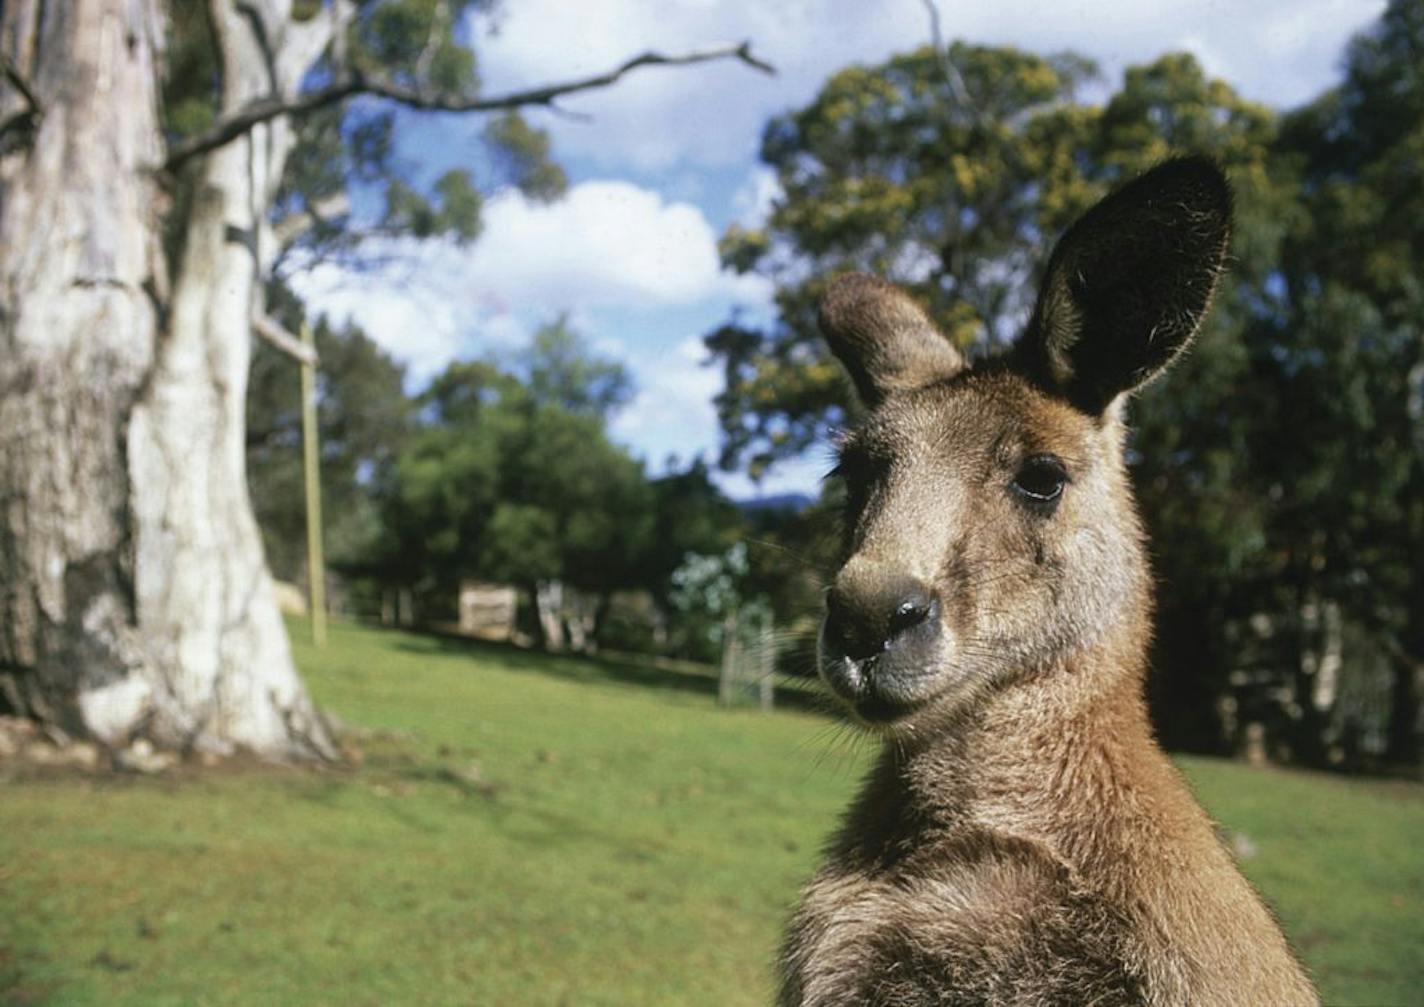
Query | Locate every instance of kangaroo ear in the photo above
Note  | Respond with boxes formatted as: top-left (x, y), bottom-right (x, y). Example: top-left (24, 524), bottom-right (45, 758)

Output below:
top-left (1018, 157), bottom-right (1232, 415)
top-left (819, 273), bottom-right (966, 408)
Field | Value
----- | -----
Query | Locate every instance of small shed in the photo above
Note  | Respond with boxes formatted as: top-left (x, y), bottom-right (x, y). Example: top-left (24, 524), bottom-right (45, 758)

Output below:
top-left (458, 581), bottom-right (519, 641)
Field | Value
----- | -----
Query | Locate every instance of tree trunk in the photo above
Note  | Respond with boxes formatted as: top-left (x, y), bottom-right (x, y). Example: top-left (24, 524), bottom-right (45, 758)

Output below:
top-left (1281, 579), bottom-right (1332, 768)
top-left (535, 580), bottom-right (565, 651)
top-left (0, 0), bottom-right (161, 739)
top-left (564, 588), bottom-right (598, 654)
top-left (1385, 654), bottom-right (1421, 770)
top-left (0, 0), bottom-right (336, 759)
top-left (1385, 598), bottom-right (1424, 770)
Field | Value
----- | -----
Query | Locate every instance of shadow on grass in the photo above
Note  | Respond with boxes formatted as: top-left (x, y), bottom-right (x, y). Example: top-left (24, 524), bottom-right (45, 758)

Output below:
top-left (1, 943), bottom-right (55, 1007)
top-left (283, 732), bottom-right (688, 856)
top-left (383, 625), bottom-right (827, 716)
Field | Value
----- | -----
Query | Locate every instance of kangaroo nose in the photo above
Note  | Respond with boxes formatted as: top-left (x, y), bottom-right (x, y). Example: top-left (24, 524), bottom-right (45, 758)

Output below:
top-left (824, 576), bottom-right (938, 660)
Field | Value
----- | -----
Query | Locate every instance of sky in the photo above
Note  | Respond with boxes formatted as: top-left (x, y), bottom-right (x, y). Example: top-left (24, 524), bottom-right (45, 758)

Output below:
top-left (291, 0), bottom-right (1386, 499)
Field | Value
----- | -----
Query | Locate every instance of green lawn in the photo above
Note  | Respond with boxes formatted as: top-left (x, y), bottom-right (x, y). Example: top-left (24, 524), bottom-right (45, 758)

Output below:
top-left (2, 620), bottom-right (1420, 1005)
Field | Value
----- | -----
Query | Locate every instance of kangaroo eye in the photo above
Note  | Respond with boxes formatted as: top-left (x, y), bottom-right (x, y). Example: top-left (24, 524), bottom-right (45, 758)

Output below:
top-left (1012, 455), bottom-right (1068, 506)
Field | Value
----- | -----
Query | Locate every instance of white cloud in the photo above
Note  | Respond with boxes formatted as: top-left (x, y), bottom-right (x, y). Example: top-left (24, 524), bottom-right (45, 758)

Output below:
top-left (473, 0), bottom-right (1384, 174)
top-left (473, 0), bottom-right (920, 171)
top-left (290, 261), bottom-right (475, 386)
top-left (610, 335), bottom-right (837, 499)
top-left (288, 179), bottom-right (771, 385)
top-left (471, 180), bottom-right (767, 307)
top-left (731, 165), bottom-right (781, 228)
top-left (611, 336), bottom-right (723, 467)
top-left (716, 452), bottom-right (836, 501)
top-left (293, 0), bottom-right (1387, 497)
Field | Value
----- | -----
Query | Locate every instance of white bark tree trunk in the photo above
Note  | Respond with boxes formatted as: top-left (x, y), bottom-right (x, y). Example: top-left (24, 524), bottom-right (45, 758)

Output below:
top-left (563, 589), bottom-right (598, 654)
top-left (535, 580), bottom-right (566, 652)
top-left (0, 0), bottom-right (162, 736)
top-left (0, 0), bottom-right (338, 759)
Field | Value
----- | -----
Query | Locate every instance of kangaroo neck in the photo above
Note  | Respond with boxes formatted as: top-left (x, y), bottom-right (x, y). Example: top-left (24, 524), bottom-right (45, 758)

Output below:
top-left (846, 622), bottom-right (1184, 876)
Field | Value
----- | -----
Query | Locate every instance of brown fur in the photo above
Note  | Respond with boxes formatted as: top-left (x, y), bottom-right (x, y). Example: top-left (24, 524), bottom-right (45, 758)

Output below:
top-left (781, 159), bottom-right (1317, 1006)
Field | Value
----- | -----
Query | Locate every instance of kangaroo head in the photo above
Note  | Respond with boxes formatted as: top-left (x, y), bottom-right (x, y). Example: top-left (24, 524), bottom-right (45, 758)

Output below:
top-left (818, 157), bottom-right (1231, 731)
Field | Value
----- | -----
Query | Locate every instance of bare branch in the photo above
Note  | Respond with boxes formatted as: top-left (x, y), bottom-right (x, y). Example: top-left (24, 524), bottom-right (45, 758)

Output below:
top-left (273, 191), bottom-right (351, 247)
top-left (0, 53), bottom-right (41, 112)
top-left (165, 41), bottom-right (775, 171)
top-left (545, 100), bottom-right (595, 124)
top-left (328, 0), bottom-right (352, 73)
top-left (919, 0), bottom-right (982, 128)
top-left (0, 52), bottom-right (43, 142)
top-left (413, 0), bottom-right (451, 84)
top-left (253, 313), bottom-right (318, 366)
top-left (235, 0), bottom-right (281, 94)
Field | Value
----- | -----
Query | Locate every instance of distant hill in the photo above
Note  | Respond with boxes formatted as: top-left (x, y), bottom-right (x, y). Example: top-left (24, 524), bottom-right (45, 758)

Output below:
top-left (735, 492), bottom-right (814, 515)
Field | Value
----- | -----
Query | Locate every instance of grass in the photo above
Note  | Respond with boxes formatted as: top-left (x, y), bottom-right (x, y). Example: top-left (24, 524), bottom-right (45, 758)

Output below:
top-left (1, 619), bottom-right (1420, 1005)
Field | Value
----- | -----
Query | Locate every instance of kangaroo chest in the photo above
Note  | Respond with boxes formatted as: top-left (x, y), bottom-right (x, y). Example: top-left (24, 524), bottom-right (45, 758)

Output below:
top-left (778, 830), bottom-right (1147, 1006)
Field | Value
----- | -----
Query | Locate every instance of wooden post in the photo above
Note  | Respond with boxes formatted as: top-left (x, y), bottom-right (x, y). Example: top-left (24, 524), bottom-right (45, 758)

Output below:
top-left (719, 610), bottom-right (739, 707)
top-left (300, 321), bottom-right (327, 647)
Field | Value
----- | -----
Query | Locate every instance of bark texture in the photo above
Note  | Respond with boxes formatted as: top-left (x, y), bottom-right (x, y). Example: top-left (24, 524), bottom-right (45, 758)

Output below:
top-left (0, 0), bottom-right (336, 759)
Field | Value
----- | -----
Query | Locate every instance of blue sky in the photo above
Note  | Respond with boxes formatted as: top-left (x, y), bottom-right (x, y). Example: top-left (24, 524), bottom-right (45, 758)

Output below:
top-left (292, 0), bottom-right (1385, 499)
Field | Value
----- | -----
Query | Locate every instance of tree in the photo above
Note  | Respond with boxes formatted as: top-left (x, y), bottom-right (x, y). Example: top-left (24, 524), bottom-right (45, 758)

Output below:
top-left (669, 543), bottom-right (773, 693)
top-left (246, 283), bottom-right (410, 594)
top-left (1087, 54), bottom-right (1286, 755)
top-left (376, 360), bottom-right (513, 611)
top-left (517, 315), bottom-right (634, 420)
top-left (712, 43), bottom-right (1105, 478)
top-left (1264, 0), bottom-right (1424, 767)
top-left (641, 460), bottom-right (744, 613)
top-left (498, 400), bottom-right (654, 650)
top-left (706, 42), bottom-right (1305, 755)
top-left (0, 0), bottom-right (768, 758)
top-left (377, 328), bottom-right (654, 651)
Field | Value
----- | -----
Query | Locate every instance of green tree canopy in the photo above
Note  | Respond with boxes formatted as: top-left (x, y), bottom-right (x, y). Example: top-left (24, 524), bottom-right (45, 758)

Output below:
top-left (1262, 0), bottom-right (1424, 764)
top-left (518, 316), bottom-right (635, 420)
top-left (374, 325), bottom-right (653, 617)
top-left (165, 1), bottom-right (569, 276)
top-left (246, 282), bottom-right (411, 588)
top-left (710, 44), bottom-right (1278, 480)
top-left (708, 28), bottom-right (1424, 766)
top-left (712, 43), bottom-right (1101, 478)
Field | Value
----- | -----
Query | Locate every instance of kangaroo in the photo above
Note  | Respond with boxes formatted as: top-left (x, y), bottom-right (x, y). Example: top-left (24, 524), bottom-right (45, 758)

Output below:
top-left (780, 158), bottom-right (1317, 1006)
